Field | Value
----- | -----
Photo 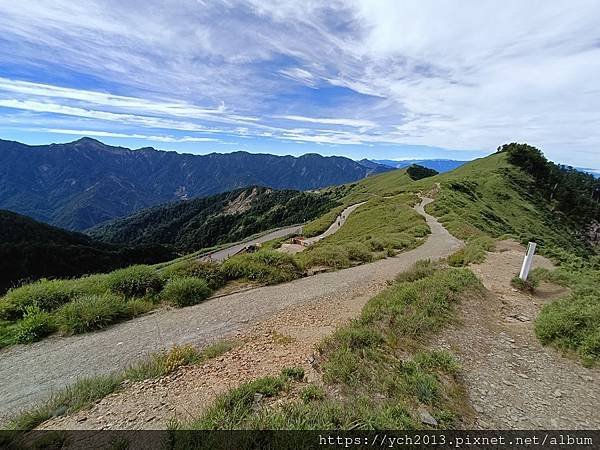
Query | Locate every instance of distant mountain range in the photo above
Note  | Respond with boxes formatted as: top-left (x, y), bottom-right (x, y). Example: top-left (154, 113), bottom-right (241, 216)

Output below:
top-left (0, 138), bottom-right (390, 230)
top-left (577, 167), bottom-right (600, 178)
top-left (370, 159), bottom-right (468, 173)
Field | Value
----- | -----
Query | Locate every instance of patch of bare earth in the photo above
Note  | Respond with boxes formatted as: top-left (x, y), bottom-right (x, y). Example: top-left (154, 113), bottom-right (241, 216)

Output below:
top-left (433, 240), bottom-right (600, 429)
top-left (40, 279), bottom-right (380, 430)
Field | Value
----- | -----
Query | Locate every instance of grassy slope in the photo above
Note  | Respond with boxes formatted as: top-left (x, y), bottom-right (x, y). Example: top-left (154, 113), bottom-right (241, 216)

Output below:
top-left (417, 153), bottom-right (587, 257)
top-left (407, 153), bottom-right (599, 365)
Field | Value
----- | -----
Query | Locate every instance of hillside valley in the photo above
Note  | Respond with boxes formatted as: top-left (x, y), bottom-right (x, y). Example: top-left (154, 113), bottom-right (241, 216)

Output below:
top-left (0, 210), bottom-right (176, 294)
top-left (89, 186), bottom-right (337, 252)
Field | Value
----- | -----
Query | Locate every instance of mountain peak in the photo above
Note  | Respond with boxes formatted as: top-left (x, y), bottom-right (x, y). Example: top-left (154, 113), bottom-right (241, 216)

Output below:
top-left (72, 137), bottom-right (104, 145)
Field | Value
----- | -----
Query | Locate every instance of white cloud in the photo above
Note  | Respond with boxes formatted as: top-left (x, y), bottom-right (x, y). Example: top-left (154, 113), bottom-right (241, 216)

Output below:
top-left (276, 115), bottom-right (376, 128)
top-left (0, 1), bottom-right (599, 166)
top-left (35, 128), bottom-right (221, 143)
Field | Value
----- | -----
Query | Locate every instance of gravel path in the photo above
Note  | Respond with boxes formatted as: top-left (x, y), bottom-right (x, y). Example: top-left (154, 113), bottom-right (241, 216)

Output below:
top-left (0, 197), bottom-right (461, 424)
top-left (202, 225), bottom-right (303, 262)
top-left (432, 241), bottom-right (600, 429)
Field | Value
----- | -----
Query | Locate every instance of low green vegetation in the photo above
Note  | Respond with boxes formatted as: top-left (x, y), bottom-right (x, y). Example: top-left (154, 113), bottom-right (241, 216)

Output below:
top-left (161, 260), bottom-right (226, 290)
top-left (162, 277), bottom-right (212, 307)
top-left (9, 341), bottom-right (235, 431)
top-left (532, 264), bottom-right (600, 366)
top-left (510, 275), bottom-right (538, 293)
top-left (0, 262), bottom-right (221, 347)
top-left (55, 293), bottom-right (151, 335)
top-left (221, 250), bottom-right (302, 285)
top-left (176, 263), bottom-right (483, 431)
top-left (447, 236), bottom-right (495, 267)
top-left (106, 265), bottom-right (164, 297)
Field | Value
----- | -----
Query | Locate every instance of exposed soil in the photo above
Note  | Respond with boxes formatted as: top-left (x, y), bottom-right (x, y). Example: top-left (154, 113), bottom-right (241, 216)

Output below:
top-left (432, 240), bottom-right (600, 429)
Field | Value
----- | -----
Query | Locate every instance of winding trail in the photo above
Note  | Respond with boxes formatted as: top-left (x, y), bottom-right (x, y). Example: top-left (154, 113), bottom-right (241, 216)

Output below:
top-left (0, 197), bottom-right (461, 424)
top-left (303, 202), bottom-right (366, 245)
top-left (201, 225), bottom-right (303, 262)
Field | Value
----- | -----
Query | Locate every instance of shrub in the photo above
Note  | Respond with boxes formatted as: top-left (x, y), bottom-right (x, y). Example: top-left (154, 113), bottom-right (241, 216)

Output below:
top-left (222, 251), bottom-right (301, 284)
top-left (0, 279), bottom-right (81, 320)
top-left (344, 242), bottom-right (373, 263)
top-left (163, 260), bottom-right (225, 290)
top-left (281, 367), bottom-right (305, 381)
top-left (55, 293), bottom-right (129, 335)
top-left (14, 305), bottom-right (55, 344)
top-left (511, 276), bottom-right (538, 293)
top-left (300, 385), bottom-right (325, 403)
top-left (162, 277), bottom-right (212, 307)
top-left (106, 265), bottom-right (164, 297)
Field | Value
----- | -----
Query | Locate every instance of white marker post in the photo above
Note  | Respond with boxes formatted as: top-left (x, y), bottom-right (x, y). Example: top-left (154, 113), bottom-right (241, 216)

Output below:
top-left (519, 242), bottom-right (537, 281)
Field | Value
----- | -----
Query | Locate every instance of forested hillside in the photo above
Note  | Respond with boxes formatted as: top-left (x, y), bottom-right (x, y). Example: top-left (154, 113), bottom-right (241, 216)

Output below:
top-left (89, 186), bottom-right (337, 252)
top-left (0, 210), bottom-right (176, 294)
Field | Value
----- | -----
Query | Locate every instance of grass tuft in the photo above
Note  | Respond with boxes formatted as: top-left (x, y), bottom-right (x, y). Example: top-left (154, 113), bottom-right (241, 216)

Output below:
top-left (222, 250), bottom-right (302, 285)
top-left (162, 277), bottom-right (212, 307)
top-left (106, 265), bottom-right (164, 298)
top-left (54, 293), bottom-right (131, 335)
top-left (510, 276), bottom-right (538, 293)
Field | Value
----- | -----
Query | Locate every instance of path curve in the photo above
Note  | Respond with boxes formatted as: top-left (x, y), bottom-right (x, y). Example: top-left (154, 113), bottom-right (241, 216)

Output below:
top-left (303, 202), bottom-right (366, 245)
top-left (0, 197), bottom-right (462, 423)
top-left (202, 225), bottom-right (302, 262)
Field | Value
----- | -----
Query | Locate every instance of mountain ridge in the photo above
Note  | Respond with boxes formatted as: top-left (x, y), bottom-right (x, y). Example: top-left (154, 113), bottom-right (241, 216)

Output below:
top-left (0, 138), bottom-right (391, 230)
top-left (371, 158), bottom-right (468, 173)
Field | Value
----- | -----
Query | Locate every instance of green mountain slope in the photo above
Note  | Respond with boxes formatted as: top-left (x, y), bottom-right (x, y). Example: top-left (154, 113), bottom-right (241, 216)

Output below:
top-left (89, 186), bottom-right (337, 252)
top-left (0, 210), bottom-right (176, 294)
top-left (419, 150), bottom-right (598, 258)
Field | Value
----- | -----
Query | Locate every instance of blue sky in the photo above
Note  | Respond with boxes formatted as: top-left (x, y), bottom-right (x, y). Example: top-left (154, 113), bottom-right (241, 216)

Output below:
top-left (0, 1), bottom-right (599, 168)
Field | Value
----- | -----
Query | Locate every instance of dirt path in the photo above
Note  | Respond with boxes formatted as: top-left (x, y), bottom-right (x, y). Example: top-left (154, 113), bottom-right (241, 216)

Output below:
top-left (433, 241), bottom-right (600, 429)
top-left (40, 278), bottom-right (373, 430)
top-left (0, 198), bottom-right (461, 425)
